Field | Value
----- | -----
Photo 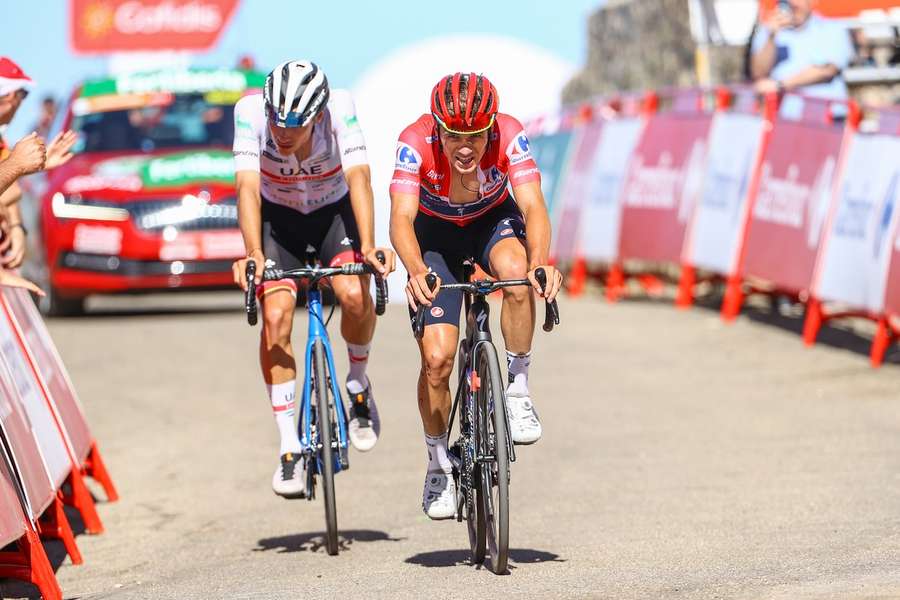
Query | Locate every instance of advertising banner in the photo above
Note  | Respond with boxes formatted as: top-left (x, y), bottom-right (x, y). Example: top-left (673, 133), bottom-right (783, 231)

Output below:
top-left (618, 112), bottom-right (713, 263)
top-left (71, 0), bottom-right (240, 54)
top-left (684, 112), bottom-right (766, 274)
top-left (580, 117), bottom-right (645, 263)
top-left (530, 130), bottom-right (577, 231)
top-left (553, 121), bottom-right (605, 263)
top-left (0, 313), bottom-right (70, 490)
top-left (741, 121), bottom-right (843, 293)
top-left (2, 288), bottom-right (93, 463)
top-left (813, 134), bottom-right (900, 312)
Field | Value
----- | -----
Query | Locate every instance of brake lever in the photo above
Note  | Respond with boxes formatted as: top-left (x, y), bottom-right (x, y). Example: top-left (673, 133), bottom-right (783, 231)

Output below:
top-left (414, 272), bottom-right (438, 339)
top-left (534, 268), bottom-right (560, 333)
top-left (374, 250), bottom-right (388, 316)
top-left (245, 260), bottom-right (258, 326)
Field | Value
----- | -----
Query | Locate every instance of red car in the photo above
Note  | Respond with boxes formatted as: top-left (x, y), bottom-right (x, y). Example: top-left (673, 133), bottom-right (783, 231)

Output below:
top-left (32, 68), bottom-right (263, 315)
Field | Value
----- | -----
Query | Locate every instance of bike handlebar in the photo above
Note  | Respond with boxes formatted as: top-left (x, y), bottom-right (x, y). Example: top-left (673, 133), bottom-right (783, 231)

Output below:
top-left (244, 257), bottom-right (389, 326)
top-left (413, 268), bottom-right (560, 339)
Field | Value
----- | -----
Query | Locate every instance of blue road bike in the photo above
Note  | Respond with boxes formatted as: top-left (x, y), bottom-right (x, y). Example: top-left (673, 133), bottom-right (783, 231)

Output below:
top-left (244, 253), bottom-right (387, 555)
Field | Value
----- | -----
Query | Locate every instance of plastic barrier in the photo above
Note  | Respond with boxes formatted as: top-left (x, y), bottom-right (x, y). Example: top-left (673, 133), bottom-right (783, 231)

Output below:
top-left (679, 88), bottom-right (776, 308)
top-left (0, 444), bottom-right (62, 600)
top-left (530, 125), bottom-right (577, 235)
top-left (0, 287), bottom-right (118, 534)
top-left (722, 94), bottom-right (853, 320)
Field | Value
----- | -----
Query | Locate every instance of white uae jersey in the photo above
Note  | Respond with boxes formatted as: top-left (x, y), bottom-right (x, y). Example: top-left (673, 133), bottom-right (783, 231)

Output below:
top-left (232, 89), bottom-right (368, 214)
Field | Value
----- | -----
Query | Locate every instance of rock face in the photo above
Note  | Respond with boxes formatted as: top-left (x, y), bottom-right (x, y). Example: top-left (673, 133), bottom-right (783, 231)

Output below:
top-left (563, 0), bottom-right (746, 103)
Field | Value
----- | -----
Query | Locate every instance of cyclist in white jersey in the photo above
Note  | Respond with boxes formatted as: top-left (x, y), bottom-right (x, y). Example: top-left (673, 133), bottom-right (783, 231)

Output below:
top-left (231, 60), bottom-right (396, 498)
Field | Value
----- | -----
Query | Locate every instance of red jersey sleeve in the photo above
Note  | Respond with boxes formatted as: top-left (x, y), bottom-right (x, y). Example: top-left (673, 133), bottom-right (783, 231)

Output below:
top-left (497, 114), bottom-right (541, 187)
top-left (389, 117), bottom-right (430, 195)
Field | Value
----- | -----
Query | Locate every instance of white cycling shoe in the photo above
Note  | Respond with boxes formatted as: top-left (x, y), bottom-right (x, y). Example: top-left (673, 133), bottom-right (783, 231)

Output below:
top-left (506, 392), bottom-right (542, 445)
top-left (272, 452), bottom-right (305, 498)
top-left (347, 379), bottom-right (380, 452)
top-left (422, 470), bottom-right (457, 520)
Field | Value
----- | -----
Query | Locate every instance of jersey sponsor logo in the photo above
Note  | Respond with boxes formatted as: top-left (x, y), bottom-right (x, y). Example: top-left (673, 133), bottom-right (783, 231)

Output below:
top-left (508, 131), bottom-right (534, 166)
top-left (340, 236), bottom-right (354, 246)
top-left (343, 144), bottom-right (366, 155)
top-left (390, 177), bottom-right (418, 188)
top-left (261, 163), bottom-right (343, 183)
top-left (430, 306), bottom-right (445, 318)
top-left (395, 143), bottom-right (421, 174)
top-left (343, 114), bottom-right (360, 129)
top-left (511, 167), bottom-right (540, 180)
top-left (236, 116), bottom-right (253, 131)
top-left (500, 228), bottom-right (514, 236)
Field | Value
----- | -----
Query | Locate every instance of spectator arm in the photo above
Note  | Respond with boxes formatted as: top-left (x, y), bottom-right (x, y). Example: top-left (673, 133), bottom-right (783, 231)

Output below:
top-left (781, 64), bottom-right (841, 90)
top-left (750, 34), bottom-right (778, 80)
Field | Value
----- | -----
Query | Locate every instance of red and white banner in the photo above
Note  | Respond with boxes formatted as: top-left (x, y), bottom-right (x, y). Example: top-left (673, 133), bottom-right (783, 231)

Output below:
top-left (0, 316), bottom-right (70, 490)
top-left (553, 122), bottom-right (605, 263)
top-left (1, 288), bottom-right (94, 463)
top-left (760, 0), bottom-right (898, 18)
top-left (740, 120), bottom-right (843, 293)
top-left (812, 134), bottom-right (900, 312)
top-left (0, 450), bottom-right (26, 548)
top-left (618, 111), bottom-right (713, 263)
top-left (70, 0), bottom-right (240, 54)
top-left (580, 117), bottom-right (645, 263)
top-left (683, 112), bottom-right (766, 275)
top-left (0, 354), bottom-right (57, 520)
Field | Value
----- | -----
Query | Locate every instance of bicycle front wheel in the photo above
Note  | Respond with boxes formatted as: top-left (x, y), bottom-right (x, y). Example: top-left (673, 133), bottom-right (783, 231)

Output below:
top-left (475, 343), bottom-right (509, 574)
top-left (313, 339), bottom-right (339, 556)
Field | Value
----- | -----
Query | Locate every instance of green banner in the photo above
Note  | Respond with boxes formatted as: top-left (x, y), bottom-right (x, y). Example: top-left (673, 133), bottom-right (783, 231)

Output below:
top-left (139, 151), bottom-right (234, 189)
top-left (530, 130), bottom-right (576, 228)
top-left (80, 69), bottom-right (266, 99)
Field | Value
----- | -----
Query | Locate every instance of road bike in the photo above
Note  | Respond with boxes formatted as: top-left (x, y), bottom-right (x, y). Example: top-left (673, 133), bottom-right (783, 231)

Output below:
top-left (413, 265), bottom-right (559, 573)
top-left (244, 252), bottom-right (387, 555)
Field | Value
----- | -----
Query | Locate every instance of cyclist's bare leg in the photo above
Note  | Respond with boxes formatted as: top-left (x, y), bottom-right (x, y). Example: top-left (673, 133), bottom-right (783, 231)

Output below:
top-left (331, 273), bottom-right (375, 345)
top-left (489, 237), bottom-right (536, 353)
top-left (260, 288), bottom-right (298, 383)
top-left (417, 323), bottom-right (459, 436)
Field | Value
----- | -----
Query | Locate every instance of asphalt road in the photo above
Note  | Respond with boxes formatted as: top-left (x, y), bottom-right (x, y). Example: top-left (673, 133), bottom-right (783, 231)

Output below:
top-left (3, 291), bottom-right (900, 599)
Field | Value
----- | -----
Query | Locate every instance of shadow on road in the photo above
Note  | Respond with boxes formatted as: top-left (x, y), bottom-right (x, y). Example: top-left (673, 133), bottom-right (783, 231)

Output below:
top-left (255, 529), bottom-right (405, 554)
top-left (405, 548), bottom-right (565, 569)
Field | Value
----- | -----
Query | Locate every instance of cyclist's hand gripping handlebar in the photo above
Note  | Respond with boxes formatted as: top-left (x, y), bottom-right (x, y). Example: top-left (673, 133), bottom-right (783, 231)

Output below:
top-left (245, 260), bottom-right (258, 326)
top-left (374, 250), bottom-right (388, 316)
top-left (413, 272), bottom-right (438, 340)
top-left (534, 267), bottom-right (560, 332)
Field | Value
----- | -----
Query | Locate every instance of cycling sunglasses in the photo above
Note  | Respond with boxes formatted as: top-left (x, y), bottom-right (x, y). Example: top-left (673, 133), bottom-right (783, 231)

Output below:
top-left (433, 113), bottom-right (496, 136)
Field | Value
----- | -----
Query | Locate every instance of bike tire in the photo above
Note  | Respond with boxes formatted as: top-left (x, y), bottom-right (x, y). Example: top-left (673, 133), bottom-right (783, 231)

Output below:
top-left (476, 344), bottom-right (509, 574)
top-left (314, 339), bottom-right (339, 556)
top-left (462, 344), bottom-right (486, 564)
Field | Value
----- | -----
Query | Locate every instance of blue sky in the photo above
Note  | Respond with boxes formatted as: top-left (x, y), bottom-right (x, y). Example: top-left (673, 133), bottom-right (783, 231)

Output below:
top-left (3, 0), bottom-right (604, 141)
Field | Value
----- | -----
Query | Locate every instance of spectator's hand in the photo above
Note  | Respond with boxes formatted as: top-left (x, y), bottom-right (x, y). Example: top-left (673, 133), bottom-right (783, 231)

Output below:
top-left (761, 8), bottom-right (792, 33)
top-left (754, 78), bottom-right (781, 95)
top-left (0, 269), bottom-right (44, 297)
top-left (45, 130), bottom-right (77, 170)
top-left (2, 226), bottom-right (26, 269)
top-left (8, 133), bottom-right (46, 176)
top-left (363, 247), bottom-right (396, 276)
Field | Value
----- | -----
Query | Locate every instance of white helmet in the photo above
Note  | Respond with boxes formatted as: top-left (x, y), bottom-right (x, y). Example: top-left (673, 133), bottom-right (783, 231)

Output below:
top-left (264, 60), bottom-right (330, 128)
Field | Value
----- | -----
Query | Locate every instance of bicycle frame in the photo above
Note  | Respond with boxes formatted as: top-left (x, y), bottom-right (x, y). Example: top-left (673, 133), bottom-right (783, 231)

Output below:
top-left (298, 284), bottom-right (349, 474)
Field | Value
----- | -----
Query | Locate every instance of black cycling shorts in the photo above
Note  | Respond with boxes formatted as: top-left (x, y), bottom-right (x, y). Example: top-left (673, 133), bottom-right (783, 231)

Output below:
top-left (410, 198), bottom-right (527, 328)
top-left (258, 194), bottom-right (363, 297)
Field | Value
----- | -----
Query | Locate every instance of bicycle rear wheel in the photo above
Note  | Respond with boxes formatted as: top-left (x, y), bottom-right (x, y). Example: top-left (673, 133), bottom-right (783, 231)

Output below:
top-left (476, 344), bottom-right (509, 574)
top-left (313, 339), bottom-right (339, 555)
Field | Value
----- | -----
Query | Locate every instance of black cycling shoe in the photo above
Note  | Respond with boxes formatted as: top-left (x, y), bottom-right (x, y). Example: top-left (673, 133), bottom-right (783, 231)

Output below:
top-left (347, 383), bottom-right (380, 452)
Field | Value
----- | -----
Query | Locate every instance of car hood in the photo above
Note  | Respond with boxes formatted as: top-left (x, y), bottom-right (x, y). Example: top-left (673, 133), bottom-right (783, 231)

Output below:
top-left (49, 148), bottom-right (235, 197)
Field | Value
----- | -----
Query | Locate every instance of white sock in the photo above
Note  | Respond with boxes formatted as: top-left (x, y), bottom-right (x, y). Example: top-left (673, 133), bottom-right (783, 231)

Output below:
top-left (425, 433), bottom-right (452, 474)
top-left (506, 350), bottom-right (531, 397)
top-left (267, 381), bottom-right (302, 455)
top-left (346, 342), bottom-right (371, 394)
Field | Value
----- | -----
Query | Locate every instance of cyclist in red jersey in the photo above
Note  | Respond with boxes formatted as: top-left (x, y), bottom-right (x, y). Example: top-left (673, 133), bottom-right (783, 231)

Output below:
top-left (389, 73), bottom-right (563, 519)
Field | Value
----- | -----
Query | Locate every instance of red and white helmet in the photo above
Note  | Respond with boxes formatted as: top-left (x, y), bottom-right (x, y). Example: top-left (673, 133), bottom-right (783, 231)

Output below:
top-left (430, 73), bottom-right (498, 134)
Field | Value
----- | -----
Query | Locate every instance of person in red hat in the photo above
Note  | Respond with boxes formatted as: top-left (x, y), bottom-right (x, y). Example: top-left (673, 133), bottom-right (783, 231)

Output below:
top-left (0, 57), bottom-right (77, 270)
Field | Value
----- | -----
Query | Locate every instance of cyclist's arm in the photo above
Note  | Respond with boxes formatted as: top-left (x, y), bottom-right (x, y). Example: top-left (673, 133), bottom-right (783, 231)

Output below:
top-left (236, 170), bottom-right (263, 257)
top-left (511, 181), bottom-right (551, 268)
top-left (389, 191), bottom-right (425, 276)
top-left (344, 164), bottom-right (375, 253)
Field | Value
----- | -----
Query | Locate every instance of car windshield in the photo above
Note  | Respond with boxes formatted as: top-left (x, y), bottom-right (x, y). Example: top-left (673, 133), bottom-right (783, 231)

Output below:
top-left (71, 93), bottom-right (235, 153)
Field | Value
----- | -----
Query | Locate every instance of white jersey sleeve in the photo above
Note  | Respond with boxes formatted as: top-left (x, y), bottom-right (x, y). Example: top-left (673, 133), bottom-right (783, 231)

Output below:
top-left (232, 94), bottom-right (265, 173)
top-left (328, 89), bottom-right (369, 171)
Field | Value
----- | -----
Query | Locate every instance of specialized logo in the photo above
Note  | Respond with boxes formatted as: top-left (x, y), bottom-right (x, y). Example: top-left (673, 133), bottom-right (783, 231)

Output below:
top-left (340, 236), bottom-right (353, 246)
top-left (395, 143), bottom-right (421, 174)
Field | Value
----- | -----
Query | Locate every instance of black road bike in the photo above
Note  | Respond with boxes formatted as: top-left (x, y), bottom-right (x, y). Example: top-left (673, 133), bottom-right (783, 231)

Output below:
top-left (413, 265), bottom-right (559, 573)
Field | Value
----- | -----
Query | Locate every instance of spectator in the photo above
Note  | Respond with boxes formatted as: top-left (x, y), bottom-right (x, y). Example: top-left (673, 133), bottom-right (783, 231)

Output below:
top-left (0, 57), bottom-right (76, 270)
top-left (0, 134), bottom-right (46, 295)
top-left (750, 0), bottom-right (854, 101)
top-left (33, 95), bottom-right (58, 139)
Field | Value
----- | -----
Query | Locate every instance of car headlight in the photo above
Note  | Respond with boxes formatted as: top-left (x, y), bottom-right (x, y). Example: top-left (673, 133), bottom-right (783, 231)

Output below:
top-left (52, 192), bottom-right (130, 222)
